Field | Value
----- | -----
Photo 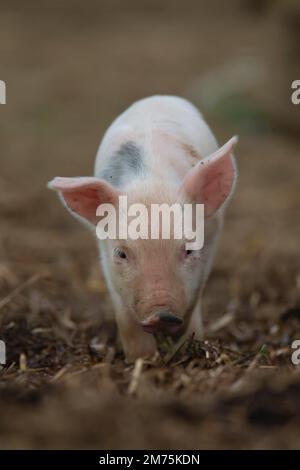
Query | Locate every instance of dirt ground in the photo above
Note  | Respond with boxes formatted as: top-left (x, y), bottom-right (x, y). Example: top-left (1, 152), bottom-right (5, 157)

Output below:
top-left (0, 1), bottom-right (300, 449)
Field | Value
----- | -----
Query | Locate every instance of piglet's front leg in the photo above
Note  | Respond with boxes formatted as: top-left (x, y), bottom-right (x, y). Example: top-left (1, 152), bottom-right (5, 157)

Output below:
top-left (185, 298), bottom-right (203, 341)
top-left (116, 310), bottom-right (157, 363)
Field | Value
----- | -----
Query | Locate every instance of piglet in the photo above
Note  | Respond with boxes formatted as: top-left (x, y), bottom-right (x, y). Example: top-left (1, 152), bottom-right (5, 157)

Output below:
top-left (48, 95), bottom-right (237, 362)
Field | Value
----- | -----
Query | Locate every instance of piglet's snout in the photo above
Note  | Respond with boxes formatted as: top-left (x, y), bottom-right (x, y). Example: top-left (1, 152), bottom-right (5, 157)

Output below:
top-left (141, 310), bottom-right (183, 336)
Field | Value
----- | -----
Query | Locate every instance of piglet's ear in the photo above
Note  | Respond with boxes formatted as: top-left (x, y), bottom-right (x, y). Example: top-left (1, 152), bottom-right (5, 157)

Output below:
top-left (182, 136), bottom-right (238, 217)
top-left (48, 176), bottom-right (118, 226)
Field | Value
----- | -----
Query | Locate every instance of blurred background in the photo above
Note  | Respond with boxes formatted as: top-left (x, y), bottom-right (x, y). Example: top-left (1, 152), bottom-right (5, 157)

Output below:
top-left (0, 0), bottom-right (299, 450)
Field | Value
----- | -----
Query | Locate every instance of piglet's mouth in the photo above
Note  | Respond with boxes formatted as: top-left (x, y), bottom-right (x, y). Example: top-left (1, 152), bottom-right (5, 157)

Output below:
top-left (141, 311), bottom-right (183, 336)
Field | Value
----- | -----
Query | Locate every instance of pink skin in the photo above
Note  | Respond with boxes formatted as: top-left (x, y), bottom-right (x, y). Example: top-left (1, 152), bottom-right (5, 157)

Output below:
top-left (48, 136), bottom-right (237, 362)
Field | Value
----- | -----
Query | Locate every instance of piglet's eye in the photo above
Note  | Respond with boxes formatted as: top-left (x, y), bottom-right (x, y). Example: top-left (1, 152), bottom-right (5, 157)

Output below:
top-left (114, 248), bottom-right (127, 260)
top-left (185, 249), bottom-right (193, 256)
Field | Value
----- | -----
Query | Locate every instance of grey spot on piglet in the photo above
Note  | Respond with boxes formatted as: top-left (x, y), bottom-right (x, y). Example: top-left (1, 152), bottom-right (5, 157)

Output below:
top-left (100, 141), bottom-right (146, 187)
